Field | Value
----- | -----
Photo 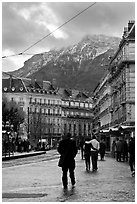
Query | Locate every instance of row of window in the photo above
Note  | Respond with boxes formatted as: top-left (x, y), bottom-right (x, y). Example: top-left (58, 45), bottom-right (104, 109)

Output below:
top-left (30, 98), bottom-right (61, 105)
top-left (62, 111), bottom-right (91, 117)
top-left (29, 107), bottom-right (92, 118)
top-left (62, 101), bottom-right (92, 108)
top-left (30, 116), bottom-right (61, 125)
top-left (29, 107), bottom-right (62, 115)
top-left (30, 127), bottom-right (61, 134)
top-left (10, 96), bottom-right (92, 110)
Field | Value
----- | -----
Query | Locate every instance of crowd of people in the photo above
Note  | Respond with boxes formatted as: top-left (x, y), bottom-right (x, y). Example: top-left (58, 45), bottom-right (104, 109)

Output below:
top-left (57, 133), bottom-right (135, 190)
top-left (57, 133), bottom-right (105, 190)
top-left (2, 136), bottom-right (31, 156)
top-left (112, 138), bottom-right (128, 162)
top-left (112, 137), bottom-right (135, 176)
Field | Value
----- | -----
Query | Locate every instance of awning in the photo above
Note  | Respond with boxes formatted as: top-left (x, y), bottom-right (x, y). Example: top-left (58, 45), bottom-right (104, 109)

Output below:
top-left (100, 127), bottom-right (119, 132)
top-left (109, 127), bottom-right (119, 131)
top-left (100, 129), bottom-right (109, 133)
top-left (120, 125), bottom-right (135, 130)
top-left (100, 125), bottom-right (135, 133)
top-left (39, 139), bottom-right (47, 143)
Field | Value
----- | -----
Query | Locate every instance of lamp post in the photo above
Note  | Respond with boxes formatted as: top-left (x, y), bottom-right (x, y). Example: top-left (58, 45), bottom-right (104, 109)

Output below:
top-left (27, 107), bottom-right (30, 140)
top-left (5, 121), bottom-right (10, 157)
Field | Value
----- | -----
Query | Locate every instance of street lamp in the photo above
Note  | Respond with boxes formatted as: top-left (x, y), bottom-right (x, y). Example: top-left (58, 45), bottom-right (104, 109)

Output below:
top-left (5, 121), bottom-right (10, 157)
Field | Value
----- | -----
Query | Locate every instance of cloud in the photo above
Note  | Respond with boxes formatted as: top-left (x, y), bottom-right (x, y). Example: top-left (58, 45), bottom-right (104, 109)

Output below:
top-left (2, 2), bottom-right (135, 72)
top-left (2, 55), bottom-right (31, 72)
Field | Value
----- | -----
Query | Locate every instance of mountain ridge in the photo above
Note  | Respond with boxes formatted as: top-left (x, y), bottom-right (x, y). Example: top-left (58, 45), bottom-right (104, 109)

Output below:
top-left (7, 34), bottom-right (120, 92)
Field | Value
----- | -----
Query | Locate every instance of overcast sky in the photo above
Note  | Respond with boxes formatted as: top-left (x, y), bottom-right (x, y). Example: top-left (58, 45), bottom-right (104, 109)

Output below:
top-left (2, 1), bottom-right (135, 72)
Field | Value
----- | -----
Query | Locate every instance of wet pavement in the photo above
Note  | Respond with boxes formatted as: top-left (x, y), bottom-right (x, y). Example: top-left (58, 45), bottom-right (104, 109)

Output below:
top-left (2, 150), bottom-right (135, 202)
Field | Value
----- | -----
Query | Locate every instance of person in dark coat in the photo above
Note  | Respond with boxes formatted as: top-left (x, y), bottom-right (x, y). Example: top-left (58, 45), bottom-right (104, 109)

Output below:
top-left (122, 139), bottom-right (128, 162)
top-left (57, 133), bottom-right (78, 190)
top-left (116, 138), bottom-right (123, 162)
top-left (128, 137), bottom-right (135, 177)
top-left (99, 139), bottom-right (106, 161)
top-left (112, 140), bottom-right (116, 158)
top-left (84, 137), bottom-right (91, 172)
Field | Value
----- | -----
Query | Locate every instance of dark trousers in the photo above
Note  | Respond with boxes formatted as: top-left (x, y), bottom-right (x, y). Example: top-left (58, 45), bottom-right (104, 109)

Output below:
top-left (62, 166), bottom-right (75, 188)
top-left (100, 152), bottom-right (105, 160)
top-left (85, 154), bottom-right (90, 170)
top-left (91, 151), bottom-right (98, 171)
top-left (116, 151), bottom-right (121, 161)
top-left (123, 152), bottom-right (128, 162)
top-left (81, 148), bottom-right (84, 159)
top-left (129, 155), bottom-right (135, 172)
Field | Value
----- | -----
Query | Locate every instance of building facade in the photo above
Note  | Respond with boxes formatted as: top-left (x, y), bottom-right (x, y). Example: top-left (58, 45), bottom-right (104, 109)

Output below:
top-left (2, 76), bottom-right (62, 148)
top-left (93, 20), bottom-right (135, 150)
top-left (58, 88), bottom-right (93, 146)
top-left (92, 72), bottom-right (112, 149)
top-left (109, 20), bottom-right (135, 129)
top-left (2, 76), bottom-right (94, 148)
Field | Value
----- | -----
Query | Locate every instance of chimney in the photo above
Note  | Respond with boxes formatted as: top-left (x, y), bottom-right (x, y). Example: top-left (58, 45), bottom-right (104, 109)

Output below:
top-left (52, 78), bottom-right (57, 88)
top-left (124, 27), bottom-right (128, 33)
top-left (43, 81), bottom-right (51, 90)
top-left (122, 27), bottom-right (128, 38)
top-left (9, 75), bottom-right (12, 89)
top-left (128, 20), bottom-right (135, 31)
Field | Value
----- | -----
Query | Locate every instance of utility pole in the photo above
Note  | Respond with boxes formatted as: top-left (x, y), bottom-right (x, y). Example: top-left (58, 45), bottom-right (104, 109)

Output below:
top-left (28, 107), bottom-right (29, 139)
top-left (40, 108), bottom-right (42, 142)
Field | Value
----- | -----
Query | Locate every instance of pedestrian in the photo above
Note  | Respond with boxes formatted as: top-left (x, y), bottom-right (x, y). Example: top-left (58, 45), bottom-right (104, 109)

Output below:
top-left (84, 137), bottom-right (91, 172)
top-left (42, 142), bottom-right (45, 151)
top-left (128, 137), bottom-right (135, 177)
top-left (57, 133), bottom-right (78, 190)
top-left (112, 140), bottom-right (116, 158)
top-left (123, 139), bottom-right (128, 162)
top-left (99, 138), bottom-right (106, 161)
top-left (80, 139), bottom-right (85, 160)
top-left (116, 138), bottom-right (123, 162)
top-left (85, 135), bottom-right (99, 172)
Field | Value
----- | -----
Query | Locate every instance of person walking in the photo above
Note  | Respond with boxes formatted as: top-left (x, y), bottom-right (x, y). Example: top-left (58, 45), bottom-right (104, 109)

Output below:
top-left (80, 139), bottom-right (85, 160)
top-left (116, 138), bottom-right (123, 162)
top-left (112, 140), bottom-right (116, 158)
top-left (85, 135), bottom-right (99, 172)
top-left (84, 137), bottom-right (91, 172)
top-left (128, 137), bottom-right (135, 177)
top-left (123, 139), bottom-right (128, 162)
top-left (57, 133), bottom-right (78, 190)
top-left (99, 138), bottom-right (106, 161)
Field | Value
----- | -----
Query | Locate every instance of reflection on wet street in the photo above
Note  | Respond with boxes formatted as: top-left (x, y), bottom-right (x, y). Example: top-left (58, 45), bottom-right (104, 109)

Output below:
top-left (2, 152), bottom-right (135, 202)
top-left (57, 187), bottom-right (78, 202)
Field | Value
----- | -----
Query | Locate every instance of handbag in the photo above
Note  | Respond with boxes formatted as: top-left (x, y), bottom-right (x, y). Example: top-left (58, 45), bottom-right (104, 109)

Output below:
top-left (58, 155), bottom-right (65, 167)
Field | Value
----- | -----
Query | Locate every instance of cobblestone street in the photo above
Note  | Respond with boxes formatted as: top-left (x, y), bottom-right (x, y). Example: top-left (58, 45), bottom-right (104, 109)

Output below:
top-left (2, 151), bottom-right (135, 202)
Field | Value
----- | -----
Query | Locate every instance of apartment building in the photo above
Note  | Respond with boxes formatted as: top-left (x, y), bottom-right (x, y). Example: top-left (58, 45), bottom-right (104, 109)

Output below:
top-left (58, 88), bottom-right (93, 146)
top-left (93, 20), bottom-right (135, 150)
top-left (2, 76), bottom-right (62, 148)
top-left (92, 72), bottom-right (112, 149)
top-left (2, 76), bottom-right (94, 148)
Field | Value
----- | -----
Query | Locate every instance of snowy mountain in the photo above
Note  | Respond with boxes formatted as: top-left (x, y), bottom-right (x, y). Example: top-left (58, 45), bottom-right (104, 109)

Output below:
top-left (8, 34), bottom-right (120, 92)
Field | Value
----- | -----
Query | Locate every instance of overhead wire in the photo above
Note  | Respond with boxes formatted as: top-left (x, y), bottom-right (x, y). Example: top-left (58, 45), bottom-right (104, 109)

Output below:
top-left (2, 2), bottom-right (96, 59)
